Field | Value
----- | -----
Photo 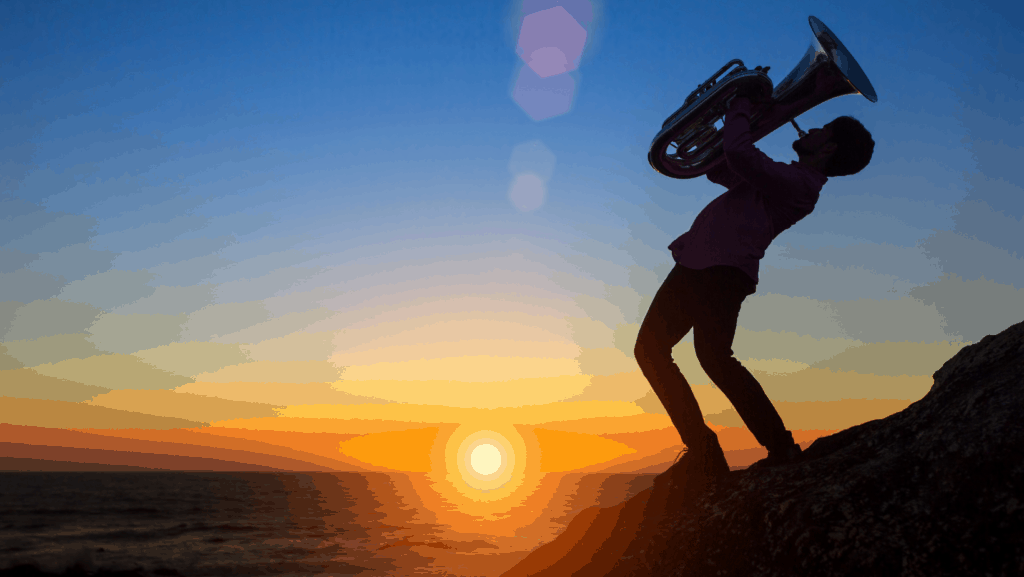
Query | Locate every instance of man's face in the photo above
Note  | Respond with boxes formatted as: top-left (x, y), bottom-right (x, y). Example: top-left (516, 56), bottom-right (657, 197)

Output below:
top-left (792, 123), bottom-right (834, 157)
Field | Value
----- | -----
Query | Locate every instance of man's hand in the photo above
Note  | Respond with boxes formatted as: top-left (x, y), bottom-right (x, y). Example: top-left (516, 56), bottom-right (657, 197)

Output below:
top-left (732, 82), bottom-right (764, 105)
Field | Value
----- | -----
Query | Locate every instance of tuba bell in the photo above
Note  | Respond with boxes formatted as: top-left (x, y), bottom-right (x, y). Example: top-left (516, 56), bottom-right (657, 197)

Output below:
top-left (648, 16), bottom-right (878, 179)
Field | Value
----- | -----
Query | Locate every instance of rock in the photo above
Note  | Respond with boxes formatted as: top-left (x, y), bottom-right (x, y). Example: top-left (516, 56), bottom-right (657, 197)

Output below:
top-left (501, 319), bottom-right (1024, 577)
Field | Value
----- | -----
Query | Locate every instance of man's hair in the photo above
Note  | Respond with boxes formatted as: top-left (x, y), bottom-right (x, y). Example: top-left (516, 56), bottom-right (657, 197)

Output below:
top-left (824, 116), bottom-right (874, 177)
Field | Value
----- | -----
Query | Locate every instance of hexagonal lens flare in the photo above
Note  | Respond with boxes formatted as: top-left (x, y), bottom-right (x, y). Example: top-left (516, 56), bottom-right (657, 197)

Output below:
top-left (516, 6), bottom-right (587, 78)
top-left (512, 65), bottom-right (576, 121)
top-left (510, 0), bottom-right (594, 122)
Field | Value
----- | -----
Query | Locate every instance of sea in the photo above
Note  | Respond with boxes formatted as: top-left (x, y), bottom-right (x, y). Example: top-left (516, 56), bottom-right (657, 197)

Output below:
top-left (0, 471), bottom-right (655, 577)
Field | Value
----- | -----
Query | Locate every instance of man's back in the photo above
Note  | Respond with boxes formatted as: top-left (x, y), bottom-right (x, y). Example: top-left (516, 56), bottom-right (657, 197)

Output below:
top-left (668, 97), bottom-right (827, 285)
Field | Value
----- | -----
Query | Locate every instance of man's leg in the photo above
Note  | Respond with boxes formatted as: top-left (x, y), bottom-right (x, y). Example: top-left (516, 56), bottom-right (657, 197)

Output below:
top-left (690, 266), bottom-right (797, 454)
top-left (634, 265), bottom-right (721, 453)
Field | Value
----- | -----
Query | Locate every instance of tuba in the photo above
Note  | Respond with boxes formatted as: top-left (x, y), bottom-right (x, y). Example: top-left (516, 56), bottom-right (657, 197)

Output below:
top-left (648, 16), bottom-right (878, 179)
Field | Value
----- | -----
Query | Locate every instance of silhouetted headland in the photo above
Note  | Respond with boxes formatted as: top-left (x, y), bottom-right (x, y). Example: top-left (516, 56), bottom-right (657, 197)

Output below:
top-left (502, 319), bottom-right (1024, 576)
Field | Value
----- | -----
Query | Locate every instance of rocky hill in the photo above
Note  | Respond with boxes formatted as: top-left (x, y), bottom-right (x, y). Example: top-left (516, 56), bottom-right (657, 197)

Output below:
top-left (501, 319), bottom-right (1024, 576)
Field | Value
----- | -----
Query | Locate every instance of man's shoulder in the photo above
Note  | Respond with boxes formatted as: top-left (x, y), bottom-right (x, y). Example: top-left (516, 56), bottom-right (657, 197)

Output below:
top-left (788, 161), bottom-right (828, 187)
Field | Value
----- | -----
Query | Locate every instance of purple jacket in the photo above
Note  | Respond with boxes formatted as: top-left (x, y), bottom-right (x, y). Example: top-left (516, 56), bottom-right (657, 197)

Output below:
top-left (668, 97), bottom-right (827, 284)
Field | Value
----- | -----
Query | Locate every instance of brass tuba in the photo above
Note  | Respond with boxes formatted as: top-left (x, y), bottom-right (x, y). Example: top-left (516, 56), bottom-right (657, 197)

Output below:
top-left (648, 16), bottom-right (878, 179)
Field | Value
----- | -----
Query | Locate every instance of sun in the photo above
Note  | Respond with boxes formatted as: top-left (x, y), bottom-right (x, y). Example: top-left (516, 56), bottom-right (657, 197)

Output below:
top-left (470, 443), bottom-right (502, 476)
top-left (448, 428), bottom-right (519, 497)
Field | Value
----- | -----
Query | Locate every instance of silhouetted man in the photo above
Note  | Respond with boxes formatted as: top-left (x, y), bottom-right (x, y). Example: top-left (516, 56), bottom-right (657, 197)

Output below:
top-left (634, 92), bottom-right (875, 478)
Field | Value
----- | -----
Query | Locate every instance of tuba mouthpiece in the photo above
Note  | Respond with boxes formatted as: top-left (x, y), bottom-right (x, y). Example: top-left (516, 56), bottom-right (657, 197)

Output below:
top-left (790, 119), bottom-right (808, 138)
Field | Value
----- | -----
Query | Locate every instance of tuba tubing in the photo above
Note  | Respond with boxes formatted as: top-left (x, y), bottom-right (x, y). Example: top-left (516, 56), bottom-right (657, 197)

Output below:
top-left (648, 16), bottom-right (877, 179)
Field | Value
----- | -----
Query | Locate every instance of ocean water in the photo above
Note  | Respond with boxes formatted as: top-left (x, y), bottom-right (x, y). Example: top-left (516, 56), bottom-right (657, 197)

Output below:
top-left (0, 472), bottom-right (654, 577)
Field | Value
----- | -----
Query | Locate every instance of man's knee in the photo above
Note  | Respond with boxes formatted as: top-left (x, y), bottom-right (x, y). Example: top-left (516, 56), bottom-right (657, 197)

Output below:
top-left (693, 341), bottom-right (735, 377)
top-left (634, 330), bottom-right (669, 366)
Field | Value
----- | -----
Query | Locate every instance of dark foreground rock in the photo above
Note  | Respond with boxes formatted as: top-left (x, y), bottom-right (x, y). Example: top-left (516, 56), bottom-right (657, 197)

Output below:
top-left (502, 319), bottom-right (1024, 577)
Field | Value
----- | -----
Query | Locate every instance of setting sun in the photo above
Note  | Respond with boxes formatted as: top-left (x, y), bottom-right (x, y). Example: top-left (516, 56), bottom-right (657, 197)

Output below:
top-left (471, 443), bottom-right (502, 475)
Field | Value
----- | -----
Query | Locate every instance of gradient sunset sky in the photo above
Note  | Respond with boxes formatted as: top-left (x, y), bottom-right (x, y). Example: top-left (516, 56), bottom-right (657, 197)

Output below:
top-left (2, 0), bottom-right (1022, 443)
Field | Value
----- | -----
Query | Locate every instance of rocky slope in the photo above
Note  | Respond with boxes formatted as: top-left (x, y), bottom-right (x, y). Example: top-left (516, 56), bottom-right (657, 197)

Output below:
top-left (502, 319), bottom-right (1024, 576)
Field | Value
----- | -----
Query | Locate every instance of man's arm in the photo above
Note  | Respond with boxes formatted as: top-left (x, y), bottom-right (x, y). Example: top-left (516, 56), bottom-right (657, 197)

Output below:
top-left (706, 159), bottom-right (740, 188)
top-left (722, 97), bottom-right (809, 195)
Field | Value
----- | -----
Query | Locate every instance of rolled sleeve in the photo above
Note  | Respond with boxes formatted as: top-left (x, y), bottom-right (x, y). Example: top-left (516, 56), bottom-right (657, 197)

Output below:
top-left (723, 97), bottom-right (801, 201)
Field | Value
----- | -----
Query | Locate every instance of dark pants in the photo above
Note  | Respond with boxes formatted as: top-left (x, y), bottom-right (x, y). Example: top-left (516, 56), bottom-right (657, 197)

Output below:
top-left (634, 264), bottom-right (794, 452)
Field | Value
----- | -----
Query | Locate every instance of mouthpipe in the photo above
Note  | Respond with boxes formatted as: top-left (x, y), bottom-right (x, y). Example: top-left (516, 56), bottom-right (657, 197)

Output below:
top-left (790, 119), bottom-right (807, 138)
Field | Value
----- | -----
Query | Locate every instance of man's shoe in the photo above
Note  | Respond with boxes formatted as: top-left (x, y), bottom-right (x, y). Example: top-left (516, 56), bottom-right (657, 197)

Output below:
top-left (675, 432), bottom-right (730, 479)
top-left (748, 442), bottom-right (802, 470)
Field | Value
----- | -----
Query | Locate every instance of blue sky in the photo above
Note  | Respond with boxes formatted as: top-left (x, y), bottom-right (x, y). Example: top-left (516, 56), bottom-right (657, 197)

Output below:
top-left (2, 0), bottom-right (1022, 401)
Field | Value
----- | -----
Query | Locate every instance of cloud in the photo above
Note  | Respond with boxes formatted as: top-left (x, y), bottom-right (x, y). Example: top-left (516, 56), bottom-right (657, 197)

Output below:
top-left (706, 398), bottom-right (916, 431)
top-left (111, 284), bottom-right (217, 316)
top-left (735, 293), bottom-right (845, 340)
top-left (146, 253), bottom-right (233, 287)
top-left (730, 329), bottom-right (860, 369)
top-left (3, 299), bottom-right (102, 341)
top-left (192, 360), bottom-right (343, 384)
top-left (756, 262), bottom-right (928, 302)
top-left (0, 269), bottom-right (66, 303)
top-left (778, 241), bottom-right (944, 287)
top-left (0, 397), bottom-right (205, 430)
top-left (2, 212), bottom-right (98, 254)
top-left (176, 381), bottom-right (386, 407)
top-left (211, 307), bottom-right (337, 344)
top-left (207, 249), bottom-right (322, 285)
top-left (112, 235), bottom-right (236, 271)
top-left (183, 210), bottom-right (276, 242)
top-left (917, 229), bottom-right (1024, 290)
top-left (753, 368), bottom-right (932, 403)
top-left (563, 370), bottom-right (650, 403)
top-left (132, 341), bottom-right (251, 378)
top-left (0, 367), bottom-right (111, 402)
top-left (807, 340), bottom-right (970, 377)
top-left (92, 190), bottom-right (209, 236)
top-left (909, 273), bottom-right (1024, 342)
top-left (571, 293), bottom-right (628, 332)
top-left (86, 389), bottom-right (281, 424)
top-left (30, 168), bottom-right (186, 214)
top-left (575, 347), bottom-right (638, 376)
top-left (0, 302), bottom-right (22, 337)
top-left (260, 285), bottom-right (344, 317)
top-left (949, 196), bottom-right (1024, 257)
top-left (826, 294), bottom-right (974, 343)
top-left (339, 354), bottom-right (580, 385)
top-left (335, 373), bottom-right (589, 408)
top-left (330, 315), bottom-right (577, 365)
top-left (211, 266), bottom-right (325, 305)
top-left (0, 247), bottom-right (38, 273)
top-left (87, 313), bottom-right (187, 354)
top-left (178, 301), bottom-right (272, 342)
top-left (32, 353), bottom-right (193, 390)
top-left (57, 269), bottom-right (157, 311)
top-left (565, 316), bottom-right (614, 349)
top-left (241, 331), bottom-right (339, 362)
top-left (2, 333), bottom-right (103, 366)
top-left (89, 214), bottom-right (209, 253)
top-left (28, 242), bottom-right (117, 282)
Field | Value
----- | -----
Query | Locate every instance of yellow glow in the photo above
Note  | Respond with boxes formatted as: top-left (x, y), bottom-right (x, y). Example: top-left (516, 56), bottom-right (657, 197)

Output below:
top-left (333, 373), bottom-right (590, 408)
top-left (337, 427), bottom-right (440, 472)
top-left (445, 426), bottom-right (523, 502)
top-left (339, 355), bottom-right (580, 383)
top-left (330, 338), bottom-right (581, 367)
top-left (533, 428), bottom-right (636, 472)
top-left (470, 443), bottom-right (502, 475)
top-left (270, 400), bottom-right (645, 424)
top-left (192, 360), bottom-right (342, 383)
top-left (741, 357), bottom-right (811, 375)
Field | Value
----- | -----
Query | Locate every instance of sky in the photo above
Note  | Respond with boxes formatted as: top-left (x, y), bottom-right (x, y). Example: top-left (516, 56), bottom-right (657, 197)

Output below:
top-left (1, 0), bottom-right (1023, 479)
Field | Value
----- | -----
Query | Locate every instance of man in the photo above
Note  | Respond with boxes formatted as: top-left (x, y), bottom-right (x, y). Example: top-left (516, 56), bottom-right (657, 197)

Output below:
top-left (634, 90), bottom-right (875, 478)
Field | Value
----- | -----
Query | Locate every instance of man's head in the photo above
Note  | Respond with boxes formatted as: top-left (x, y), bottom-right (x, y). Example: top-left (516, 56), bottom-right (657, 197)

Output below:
top-left (792, 116), bottom-right (874, 177)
